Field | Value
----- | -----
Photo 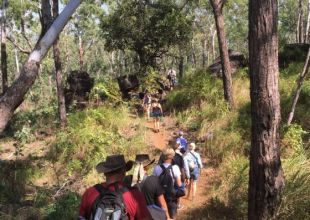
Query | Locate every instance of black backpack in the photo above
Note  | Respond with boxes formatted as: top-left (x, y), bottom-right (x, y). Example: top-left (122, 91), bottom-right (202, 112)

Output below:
top-left (158, 164), bottom-right (176, 202)
top-left (90, 184), bottom-right (128, 220)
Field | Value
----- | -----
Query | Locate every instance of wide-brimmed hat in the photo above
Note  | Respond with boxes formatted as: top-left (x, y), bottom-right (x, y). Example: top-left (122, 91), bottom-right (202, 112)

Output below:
top-left (96, 155), bottom-right (134, 174)
top-left (135, 154), bottom-right (155, 167)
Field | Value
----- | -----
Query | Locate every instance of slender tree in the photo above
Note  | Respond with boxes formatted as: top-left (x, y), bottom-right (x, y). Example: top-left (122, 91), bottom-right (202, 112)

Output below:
top-left (0, 0), bottom-right (81, 133)
top-left (287, 47), bottom-right (310, 125)
top-left (210, 0), bottom-right (234, 109)
top-left (248, 0), bottom-right (284, 219)
top-left (1, 0), bottom-right (8, 94)
top-left (52, 0), bottom-right (67, 127)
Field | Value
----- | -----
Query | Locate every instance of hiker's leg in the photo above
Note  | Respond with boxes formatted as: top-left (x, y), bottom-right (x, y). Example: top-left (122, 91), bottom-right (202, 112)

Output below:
top-left (193, 180), bottom-right (197, 198)
top-left (167, 201), bottom-right (177, 219)
top-left (186, 180), bottom-right (192, 199)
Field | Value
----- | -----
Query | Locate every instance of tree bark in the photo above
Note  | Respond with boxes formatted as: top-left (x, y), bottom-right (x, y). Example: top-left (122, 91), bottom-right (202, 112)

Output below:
top-left (287, 48), bottom-right (310, 125)
top-left (14, 46), bottom-right (20, 79)
top-left (78, 35), bottom-right (84, 71)
top-left (1, 0), bottom-right (8, 94)
top-left (52, 0), bottom-right (67, 128)
top-left (248, 0), bottom-right (284, 219)
top-left (0, 0), bottom-right (81, 133)
top-left (305, 0), bottom-right (310, 43)
top-left (210, 0), bottom-right (234, 109)
top-left (297, 0), bottom-right (304, 43)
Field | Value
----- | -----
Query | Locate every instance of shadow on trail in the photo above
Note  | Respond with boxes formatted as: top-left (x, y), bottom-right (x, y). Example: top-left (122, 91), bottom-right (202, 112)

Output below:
top-left (0, 158), bottom-right (81, 219)
top-left (181, 197), bottom-right (245, 220)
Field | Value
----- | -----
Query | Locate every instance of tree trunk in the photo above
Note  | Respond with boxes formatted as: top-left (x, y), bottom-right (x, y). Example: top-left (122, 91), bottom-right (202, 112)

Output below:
top-left (210, 0), bottom-right (234, 109)
top-left (305, 0), bottom-right (310, 43)
top-left (202, 37), bottom-right (207, 69)
top-left (287, 48), bottom-right (310, 125)
top-left (52, 0), bottom-right (67, 128)
top-left (248, 0), bottom-right (284, 219)
top-left (78, 35), bottom-right (84, 71)
top-left (1, 0), bottom-right (8, 94)
top-left (0, 0), bottom-right (81, 133)
top-left (14, 47), bottom-right (20, 79)
top-left (297, 0), bottom-right (304, 43)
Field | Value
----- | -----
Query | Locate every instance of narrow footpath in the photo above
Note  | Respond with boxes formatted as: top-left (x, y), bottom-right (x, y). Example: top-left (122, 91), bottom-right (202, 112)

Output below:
top-left (145, 116), bottom-right (215, 220)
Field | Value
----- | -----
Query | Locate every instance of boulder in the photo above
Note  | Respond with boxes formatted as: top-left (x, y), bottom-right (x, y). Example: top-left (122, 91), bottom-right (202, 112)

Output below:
top-left (117, 75), bottom-right (140, 99)
top-left (279, 43), bottom-right (310, 68)
top-left (64, 70), bottom-right (94, 109)
top-left (208, 50), bottom-right (247, 77)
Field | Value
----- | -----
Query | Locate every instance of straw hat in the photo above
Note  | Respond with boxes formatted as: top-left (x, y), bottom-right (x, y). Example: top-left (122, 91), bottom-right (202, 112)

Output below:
top-left (135, 154), bottom-right (155, 167)
top-left (96, 155), bottom-right (134, 174)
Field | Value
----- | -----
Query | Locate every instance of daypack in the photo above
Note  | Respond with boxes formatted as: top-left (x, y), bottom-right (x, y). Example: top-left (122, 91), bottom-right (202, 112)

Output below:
top-left (158, 164), bottom-right (176, 202)
top-left (188, 152), bottom-right (201, 171)
top-left (90, 184), bottom-right (128, 220)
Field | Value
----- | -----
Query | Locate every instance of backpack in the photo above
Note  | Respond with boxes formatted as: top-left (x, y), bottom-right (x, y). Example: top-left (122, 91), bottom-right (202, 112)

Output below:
top-left (90, 184), bottom-right (128, 220)
top-left (158, 164), bottom-right (176, 202)
top-left (189, 152), bottom-right (201, 171)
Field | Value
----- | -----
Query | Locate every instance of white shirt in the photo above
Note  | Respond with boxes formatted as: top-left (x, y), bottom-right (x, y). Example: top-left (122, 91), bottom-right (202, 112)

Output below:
top-left (153, 162), bottom-right (181, 181)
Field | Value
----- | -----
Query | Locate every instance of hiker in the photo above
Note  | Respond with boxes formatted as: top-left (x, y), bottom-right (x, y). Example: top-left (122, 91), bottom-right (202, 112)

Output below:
top-left (153, 148), bottom-right (185, 219)
top-left (167, 68), bottom-right (177, 90)
top-left (183, 143), bottom-right (203, 201)
top-left (127, 154), bottom-right (171, 220)
top-left (79, 154), bottom-right (151, 220)
top-left (151, 99), bottom-right (163, 133)
top-left (172, 144), bottom-right (186, 210)
top-left (176, 131), bottom-right (188, 153)
top-left (143, 91), bottom-right (152, 119)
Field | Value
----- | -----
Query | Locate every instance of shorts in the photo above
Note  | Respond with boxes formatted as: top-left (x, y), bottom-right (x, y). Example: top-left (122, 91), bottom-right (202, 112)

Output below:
top-left (190, 167), bottom-right (200, 181)
top-left (152, 112), bottom-right (162, 118)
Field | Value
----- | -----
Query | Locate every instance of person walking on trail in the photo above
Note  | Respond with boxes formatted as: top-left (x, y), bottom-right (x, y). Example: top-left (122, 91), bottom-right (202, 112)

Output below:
top-left (143, 91), bottom-right (152, 119)
top-left (167, 68), bottom-right (177, 90)
top-left (172, 144), bottom-right (186, 210)
top-left (79, 154), bottom-right (151, 220)
top-left (153, 148), bottom-right (185, 219)
top-left (151, 99), bottom-right (163, 133)
top-left (176, 131), bottom-right (188, 153)
top-left (125, 154), bottom-right (171, 220)
top-left (183, 143), bottom-right (203, 201)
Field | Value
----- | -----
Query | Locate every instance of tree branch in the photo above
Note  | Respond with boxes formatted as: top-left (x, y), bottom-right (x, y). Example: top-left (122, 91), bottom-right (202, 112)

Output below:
top-left (7, 36), bottom-right (31, 54)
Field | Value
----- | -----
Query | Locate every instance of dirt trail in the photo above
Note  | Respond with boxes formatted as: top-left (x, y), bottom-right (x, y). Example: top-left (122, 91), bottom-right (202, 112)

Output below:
top-left (145, 116), bottom-right (214, 220)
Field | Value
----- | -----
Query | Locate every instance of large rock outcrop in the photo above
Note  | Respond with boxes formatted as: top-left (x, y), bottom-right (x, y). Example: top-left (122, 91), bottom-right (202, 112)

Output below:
top-left (208, 50), bottom-right (247, 77)
top-left (64, 70), bottom-right (94, 109)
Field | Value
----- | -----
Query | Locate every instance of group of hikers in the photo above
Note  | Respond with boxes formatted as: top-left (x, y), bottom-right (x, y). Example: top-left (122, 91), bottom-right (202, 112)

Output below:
top-left (79, 132), bottom-right (203, 220)
top-left (141, 67), bottom-right (178, 133)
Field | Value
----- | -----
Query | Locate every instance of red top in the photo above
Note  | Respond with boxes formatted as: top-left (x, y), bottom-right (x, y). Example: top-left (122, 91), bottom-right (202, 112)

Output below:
top-left (79, 182), bottom-right (150, 220)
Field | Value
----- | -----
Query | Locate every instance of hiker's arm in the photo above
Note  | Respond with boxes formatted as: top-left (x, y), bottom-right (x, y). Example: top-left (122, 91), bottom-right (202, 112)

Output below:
top-left (197, 154), bottom-right (203, 169)
top-left (157, 194), bottom-right (170, 220)
top-left (183, 157), bottom-right (190, 179)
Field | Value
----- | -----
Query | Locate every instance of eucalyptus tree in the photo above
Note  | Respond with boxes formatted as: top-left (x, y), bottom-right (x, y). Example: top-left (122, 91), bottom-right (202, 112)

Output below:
top-left (0, 0), bottom-right (82, 133)
top-left (1, 0), bottom-right (8, 93)
top-left (101, 0), bottom-right (192, 74)
top-left (210, 0), bottom-right (234, 109)
top-left (248, 0), bottom-right (284, 219)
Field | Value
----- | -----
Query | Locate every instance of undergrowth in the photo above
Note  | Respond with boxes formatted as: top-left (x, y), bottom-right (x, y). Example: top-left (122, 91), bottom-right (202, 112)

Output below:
top-left (166, 67), bottom-right (310, 219)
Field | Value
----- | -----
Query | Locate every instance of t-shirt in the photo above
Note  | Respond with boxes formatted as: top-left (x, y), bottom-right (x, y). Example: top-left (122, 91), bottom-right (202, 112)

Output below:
top-left (79, 182), bottom-right (150, 220)
top-left (153, 163), bottom-right (181, 183)
top-left (140, 175), bottom-right (165, 206)
top-left (183, 151), bottom-right (203, 179)
top-left (176, 137), bottom-right (188, 151)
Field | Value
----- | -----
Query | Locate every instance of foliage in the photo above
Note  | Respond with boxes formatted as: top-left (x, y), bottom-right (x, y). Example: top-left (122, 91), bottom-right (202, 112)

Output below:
top-left (47, 105), bottom-right (146, 177)
top-left (101, 0), bottom-right (192, 71)
top-left (89, 79), bottom-right (123, 103)
top-left (44, 191), bottom-right (81, 220)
